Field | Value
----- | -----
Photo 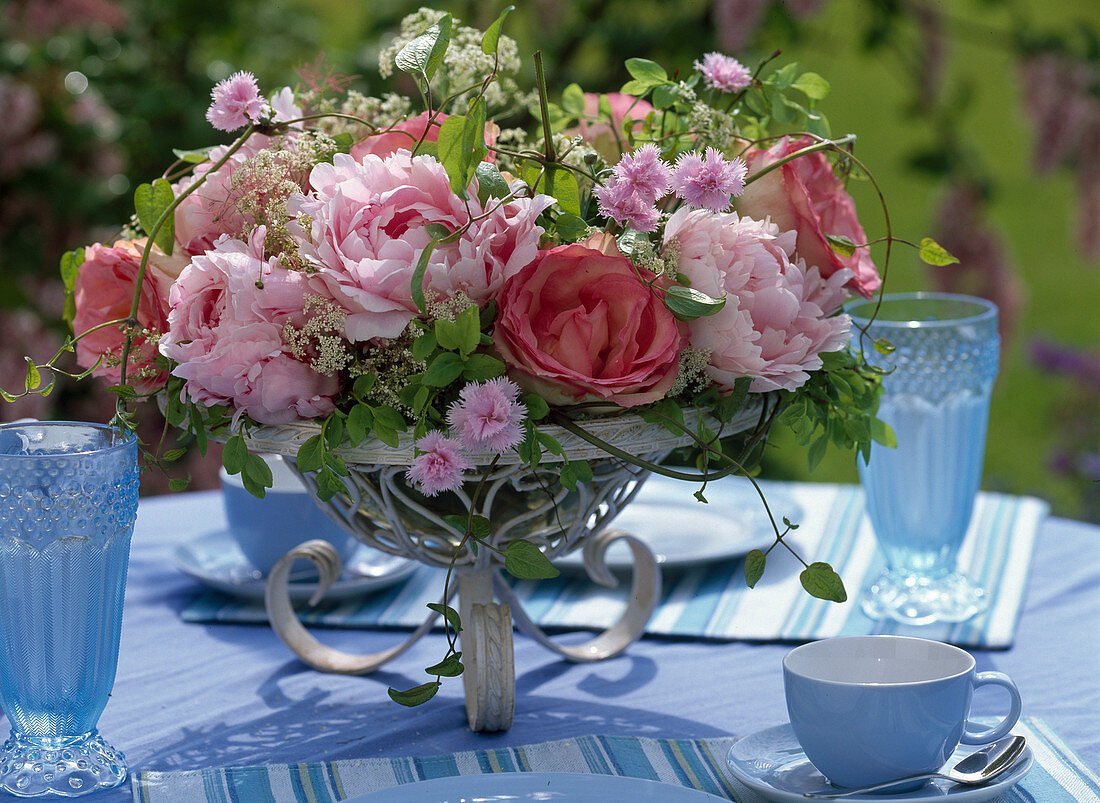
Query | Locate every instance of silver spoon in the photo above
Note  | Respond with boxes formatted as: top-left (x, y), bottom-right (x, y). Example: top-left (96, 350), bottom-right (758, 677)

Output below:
top-left (803, 734), bottom-right (1027, 798)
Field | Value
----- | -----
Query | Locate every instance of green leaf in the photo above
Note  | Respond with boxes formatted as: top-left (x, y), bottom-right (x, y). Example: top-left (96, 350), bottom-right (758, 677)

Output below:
top-left (24, 358), bottom-right (40, 391)
top-left (554, 213), bottom-right (589, 241)
top-left (352, 373), bottom-right (377, 399)
top-left (918, 237), bottom-right (959, 266)
top-left (162, 448), bottom-right (186, 461)
top-left (792, 72), bottom-right (830, 100)
top-left (222, 435), bottom-right (248, 474)
top-left (461, 353), bottom-right (505, 381)
top-left (296, 434), bottom-right (325, 473)
top-left (826, 233), bottom-right (857, 257)
top-left (561, 82), bottom-right (586, 116)
top-left (807, 433), bottom-right (829, 472)
top-left (436, 97), bottom-right (487, 199)
top-left (241, 452), bottom-right (274, 498)
top-left (744, 549), bottom-right (766, 588)
top-left (347, 403), bottom-right (373, 446)
top-left (517, 418), bottom-right (541, 465)
top-left (330, 132), bottom-right (355, 153)
top-left (469, 515), bottom-right (492, 540)
top-left (412, 330), bottom-right (438, 362)
top-left (522, 394), bottom-right (549, 421)
top-left (475, 161), bottom-right (511, 205)
top-left (427, 602), bottom-right (463, 633)
top-left (664, 285), bottom-right (726, 321)
top-left (168, 478), bottom-right (190, 492)
top-left (172, 146), bottom-right (214, 164)
top-left (372, 405), bottom-right (407, 432)
top-left (422, 352), bottom-right (464, 387)
top-left (625, 57), bottom-right (668, 87)
top-left (425, 652), bottom-right (464, 677)
top-left (394, 14), bottom-right (452, 82)
top-left (133, 178), bottom-right (176, 255)
top-left (873, 337), bottom-right (896, 355)
top-left (620, 79), bottom-right (651, 97)
top-left (800, 562), bottom-right (847, 602)
top-left (410, 239), bottom-right (438, 314)
top-left (870, 417), bottom-right (897, 448)
top-left (504, 540), bottom-right (560, 579)
top-left (59, 247), bottom-right (84, 324)
top-left (651, 83), bottom-right (678, 109)
top-left (480, 5), bottom-right (514, 55)
top-left (559, 460), bottom-right (593, 490)
top-left (315, 467), bottom-right (347, 501)
top-left (323, 414), bottom-right (344, 450)
top-left (388, 681), bottom-right (440, 707)
top-left (455, 307), bottom-right (481, 356)
top-left (544, 165), bottom-right (581, 217)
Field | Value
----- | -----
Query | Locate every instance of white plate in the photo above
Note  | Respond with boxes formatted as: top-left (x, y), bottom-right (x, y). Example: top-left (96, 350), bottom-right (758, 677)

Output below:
top-left (557, 474), bottom-right (799, 570)
top-left (343, 772), bottom-right (731, 801)
top-left (725, 723), bottom-right (1033, 803)
top-left (174, 529), bottom-right (416, 602)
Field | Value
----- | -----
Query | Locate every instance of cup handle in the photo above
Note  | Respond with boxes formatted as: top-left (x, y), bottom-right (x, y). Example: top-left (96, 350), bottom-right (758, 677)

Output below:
top-left (960, 671), bottom-right (1023, 744)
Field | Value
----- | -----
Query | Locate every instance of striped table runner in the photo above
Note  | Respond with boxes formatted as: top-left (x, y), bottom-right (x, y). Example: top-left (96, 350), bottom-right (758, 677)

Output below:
top-left (130, 716), bottom-right (1099, 802)
top-left (180, 482), bottom-right (1049, 649)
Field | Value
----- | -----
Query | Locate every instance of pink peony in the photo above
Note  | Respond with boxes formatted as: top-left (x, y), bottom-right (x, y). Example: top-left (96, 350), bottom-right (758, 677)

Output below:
top-left (206, 71), bottom-right (266, 132)
top-left (493, 234), bottom-right (683, 407)
top-left (72, 238), bottom-right (187, 393)
top-left (447, 378), bottom-right (525, 454)
top-left (350, 111), bottom-right (499, 163)
top-left (291, 150), bottom-right (550, 342)
top-left (569, 93), bottom-right (656, 163)
top-left (664, 208), bottom-right (852, 393)
top-left (735, 135), bottom-right (881, 298)
top-left (160, 228), bottom-right (339, 424)
top-left (406, 430), bottom-right (471, 496)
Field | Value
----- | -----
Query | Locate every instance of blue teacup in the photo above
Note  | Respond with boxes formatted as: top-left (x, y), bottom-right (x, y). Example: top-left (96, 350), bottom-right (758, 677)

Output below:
top-left (783, 635), bottom-right (1022, 790)
top-left (221, 454), bottom-right (359, 574)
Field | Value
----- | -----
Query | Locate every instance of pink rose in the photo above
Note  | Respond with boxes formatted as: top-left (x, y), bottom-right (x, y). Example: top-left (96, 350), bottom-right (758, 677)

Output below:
top-left (493, 235), bottom-right (682, 407)
top-left (291, 151), bottom-right (550, 342)
top-left (72, 238), bottom-right (183, 392)
top-left (735, 135), bottom-right (881, 298)
top-left (568, 93), bottom-right (655, 163)
top-left (160, 229), bottom-right (339, 424)
top-left (665, 208), bottom-right (851, 393)
top-left (350, 111), bottom-right (499, 163)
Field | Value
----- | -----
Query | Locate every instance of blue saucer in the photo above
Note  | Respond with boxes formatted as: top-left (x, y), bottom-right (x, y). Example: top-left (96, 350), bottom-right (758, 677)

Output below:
top-left (174, 529), bottom-right (417, 602)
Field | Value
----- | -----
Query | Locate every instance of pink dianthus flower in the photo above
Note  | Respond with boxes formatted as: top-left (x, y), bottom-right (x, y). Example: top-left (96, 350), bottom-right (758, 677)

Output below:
top-left (594, 181), bottom-right (662, 232)
top-left (406, 431), bottom-right (471, 496)
top-left (613, 144), bottom-right (672, 199)
top-left (671, 147), bottom-right (747, 211)
top-left (694, 52), bottom-right (752, 93)
top-left (206, 71), bottom-right (266, 132)
top-left (446, 378), bottom-right (525, 454)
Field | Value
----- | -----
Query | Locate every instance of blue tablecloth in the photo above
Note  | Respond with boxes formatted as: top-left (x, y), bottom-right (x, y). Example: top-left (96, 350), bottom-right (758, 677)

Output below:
top-left (1, 488), bottom-right (1096, 801)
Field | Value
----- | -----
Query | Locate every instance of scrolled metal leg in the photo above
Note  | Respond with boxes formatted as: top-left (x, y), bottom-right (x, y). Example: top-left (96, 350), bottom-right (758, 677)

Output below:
top-left (458, 572), bottom-right (515, 731)
top-left (264, 539), bottom-right (443, 674)
top-left (494, 528), bottom-right (662, 663)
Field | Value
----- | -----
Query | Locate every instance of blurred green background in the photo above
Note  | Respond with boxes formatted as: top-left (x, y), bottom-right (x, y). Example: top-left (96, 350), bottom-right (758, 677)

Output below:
top-left (2, 0), bottom-right (1097, 516)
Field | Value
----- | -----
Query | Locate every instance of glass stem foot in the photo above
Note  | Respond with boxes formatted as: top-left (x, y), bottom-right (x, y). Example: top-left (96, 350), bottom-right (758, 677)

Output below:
top-left (860, 569), bottom-right (989, 625)
top-left (0, 731), bottom-right (126, 798)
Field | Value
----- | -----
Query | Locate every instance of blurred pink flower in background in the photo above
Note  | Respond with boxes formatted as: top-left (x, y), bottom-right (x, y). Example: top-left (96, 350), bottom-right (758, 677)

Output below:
top-left (291, 150), bottom-right (549, 342)
top-left (407, 431), bottom-right (471, 496)
top-left (665, 207), bottom-right (851, 393)
top-left (570, 93), bottom-right (655, 162)
top-left (735, 136), bottom-right (881, 298)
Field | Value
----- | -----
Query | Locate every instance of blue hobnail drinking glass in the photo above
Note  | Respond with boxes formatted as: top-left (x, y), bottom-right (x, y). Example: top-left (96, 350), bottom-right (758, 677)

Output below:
top-left (846, 293), bottom-right (1000, 625)
top-left (0, 421), bottom-right (139, 797)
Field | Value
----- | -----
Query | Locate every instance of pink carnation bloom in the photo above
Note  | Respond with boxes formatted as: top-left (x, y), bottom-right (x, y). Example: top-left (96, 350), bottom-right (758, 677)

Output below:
top-left (594, 180), bottom-right (662, 232)
top-left (613, 143), bottom-right (672, 199)
top-left (671, 147), bottom-right (748, 211)
top-left (206, 71), bottom-right (266, 132)
top-left (446, 377), bottom-right (525, 454)
top-left (694, 52), bottom-right (752, 93)
top-left (290, 150), bottom-right (551, 342)
top-left (664, 207), bottom-right (851, 393)
top-left (160, 228), bottom-right (340, 425)
top-left (406, 431), bottom-right (471, 496)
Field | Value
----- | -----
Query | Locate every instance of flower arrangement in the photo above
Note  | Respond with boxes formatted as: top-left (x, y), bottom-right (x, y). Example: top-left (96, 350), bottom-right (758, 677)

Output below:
top-left (4, 7), bottom-right (956, 705)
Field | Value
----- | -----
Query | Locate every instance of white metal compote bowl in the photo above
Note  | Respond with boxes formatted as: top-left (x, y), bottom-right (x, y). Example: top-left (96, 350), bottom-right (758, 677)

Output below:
top-left (240, 405), bottom-right (762, 731)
